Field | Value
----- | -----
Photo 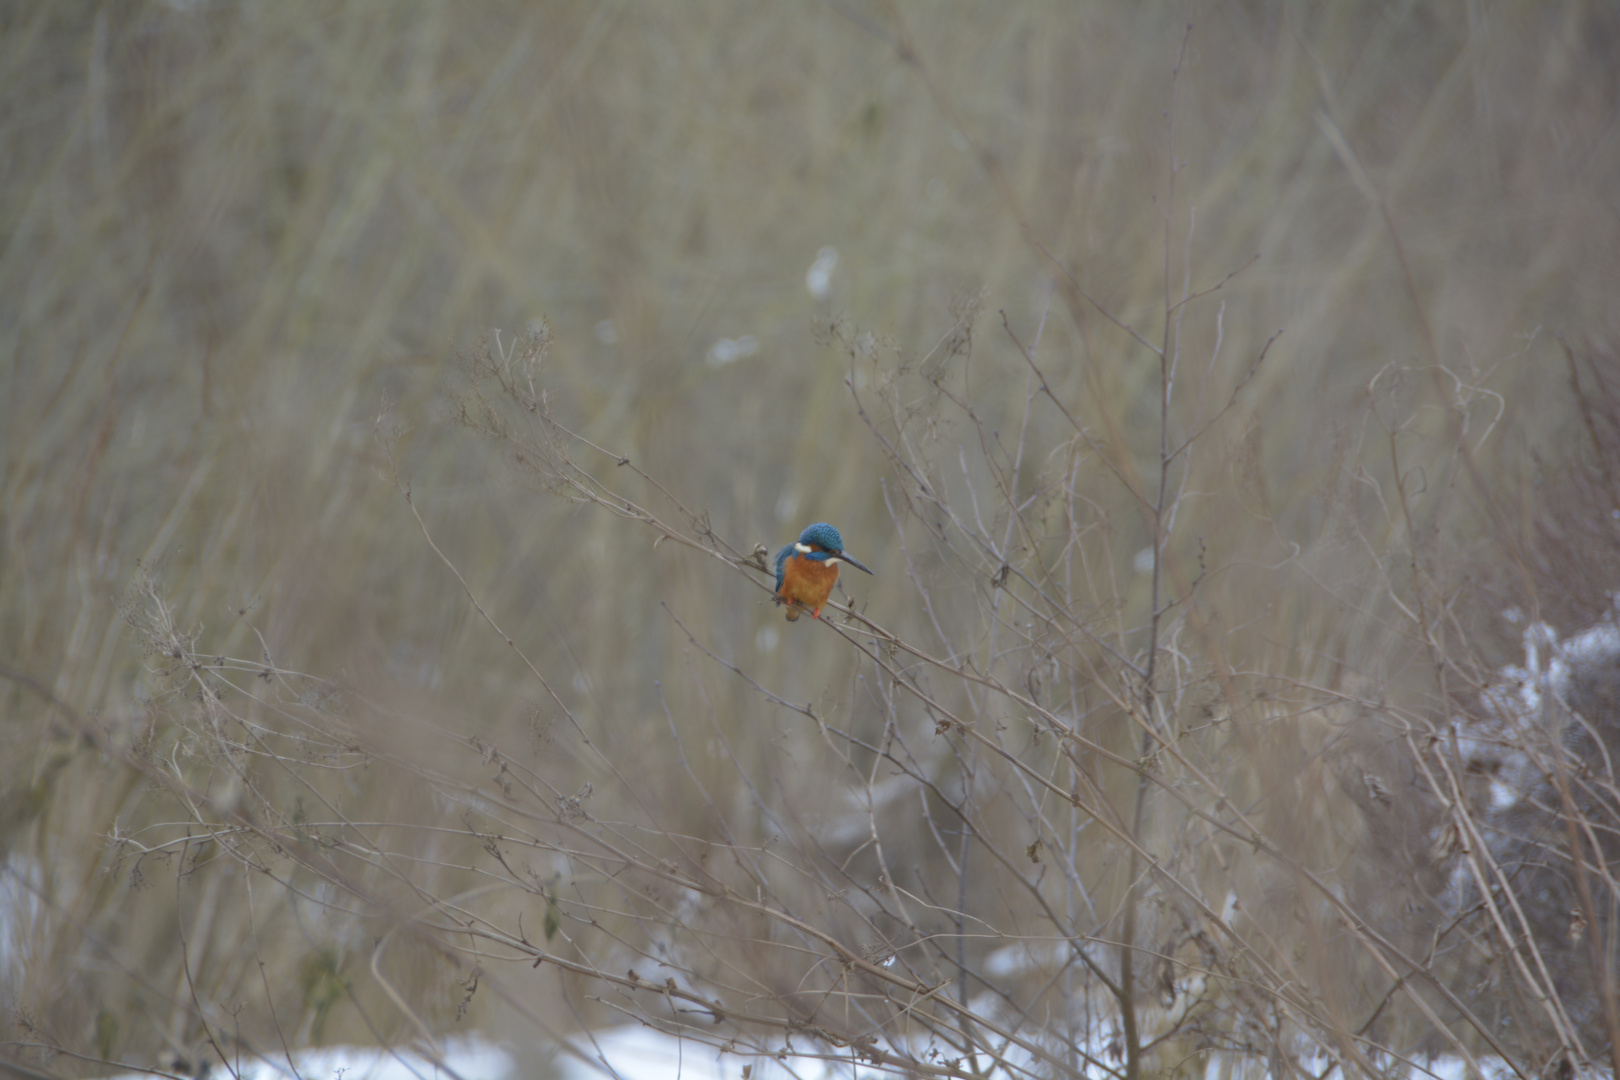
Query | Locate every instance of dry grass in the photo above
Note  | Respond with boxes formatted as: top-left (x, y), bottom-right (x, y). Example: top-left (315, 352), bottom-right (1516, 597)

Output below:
top-left (3, 2), bottom-right (1619, 1077)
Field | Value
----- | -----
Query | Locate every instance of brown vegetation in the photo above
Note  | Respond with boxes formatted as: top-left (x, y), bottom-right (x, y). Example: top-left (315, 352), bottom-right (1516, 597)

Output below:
top-left (4, 3), bottom-right (1620, 1077)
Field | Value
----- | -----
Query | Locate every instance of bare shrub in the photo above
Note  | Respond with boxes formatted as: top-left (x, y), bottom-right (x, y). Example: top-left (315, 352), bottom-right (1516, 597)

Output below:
top-left (6, 6), bottom-right (1620, 1080)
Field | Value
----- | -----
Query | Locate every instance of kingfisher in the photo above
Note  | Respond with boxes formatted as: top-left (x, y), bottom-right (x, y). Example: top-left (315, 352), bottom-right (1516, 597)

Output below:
top-left (773, 522), bottom-right (873, 621)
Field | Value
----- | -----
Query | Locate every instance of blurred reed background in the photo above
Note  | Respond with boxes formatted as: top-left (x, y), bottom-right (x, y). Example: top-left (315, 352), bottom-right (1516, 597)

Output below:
top-left (3, 2), bottom-right (1619, 1075)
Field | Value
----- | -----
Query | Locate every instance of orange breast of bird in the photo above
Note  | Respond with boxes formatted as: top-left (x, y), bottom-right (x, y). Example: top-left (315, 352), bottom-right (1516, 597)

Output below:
top-left (778, 555), bottom-right (841, 620)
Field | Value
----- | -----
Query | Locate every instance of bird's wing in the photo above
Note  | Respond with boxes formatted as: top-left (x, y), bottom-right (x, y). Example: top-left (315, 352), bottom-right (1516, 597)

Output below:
top-left (773, 543), bottom-right (795, 590)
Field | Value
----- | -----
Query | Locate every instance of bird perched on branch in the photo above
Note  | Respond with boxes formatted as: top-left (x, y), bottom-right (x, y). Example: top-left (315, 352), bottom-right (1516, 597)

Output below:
top-left (773, 522), bottom-right (873, 621)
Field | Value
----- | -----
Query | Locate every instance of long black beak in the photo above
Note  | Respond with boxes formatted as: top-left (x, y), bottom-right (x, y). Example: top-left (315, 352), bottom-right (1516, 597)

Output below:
top-left (834, 552), bottom-right (874, 575)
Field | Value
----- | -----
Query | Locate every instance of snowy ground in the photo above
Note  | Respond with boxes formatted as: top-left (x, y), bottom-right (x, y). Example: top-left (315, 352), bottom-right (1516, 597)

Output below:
top-left (92, 1028), bottom-right (1505, 1080)
top-left (96, 1029), bottom-right (894, 1080)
